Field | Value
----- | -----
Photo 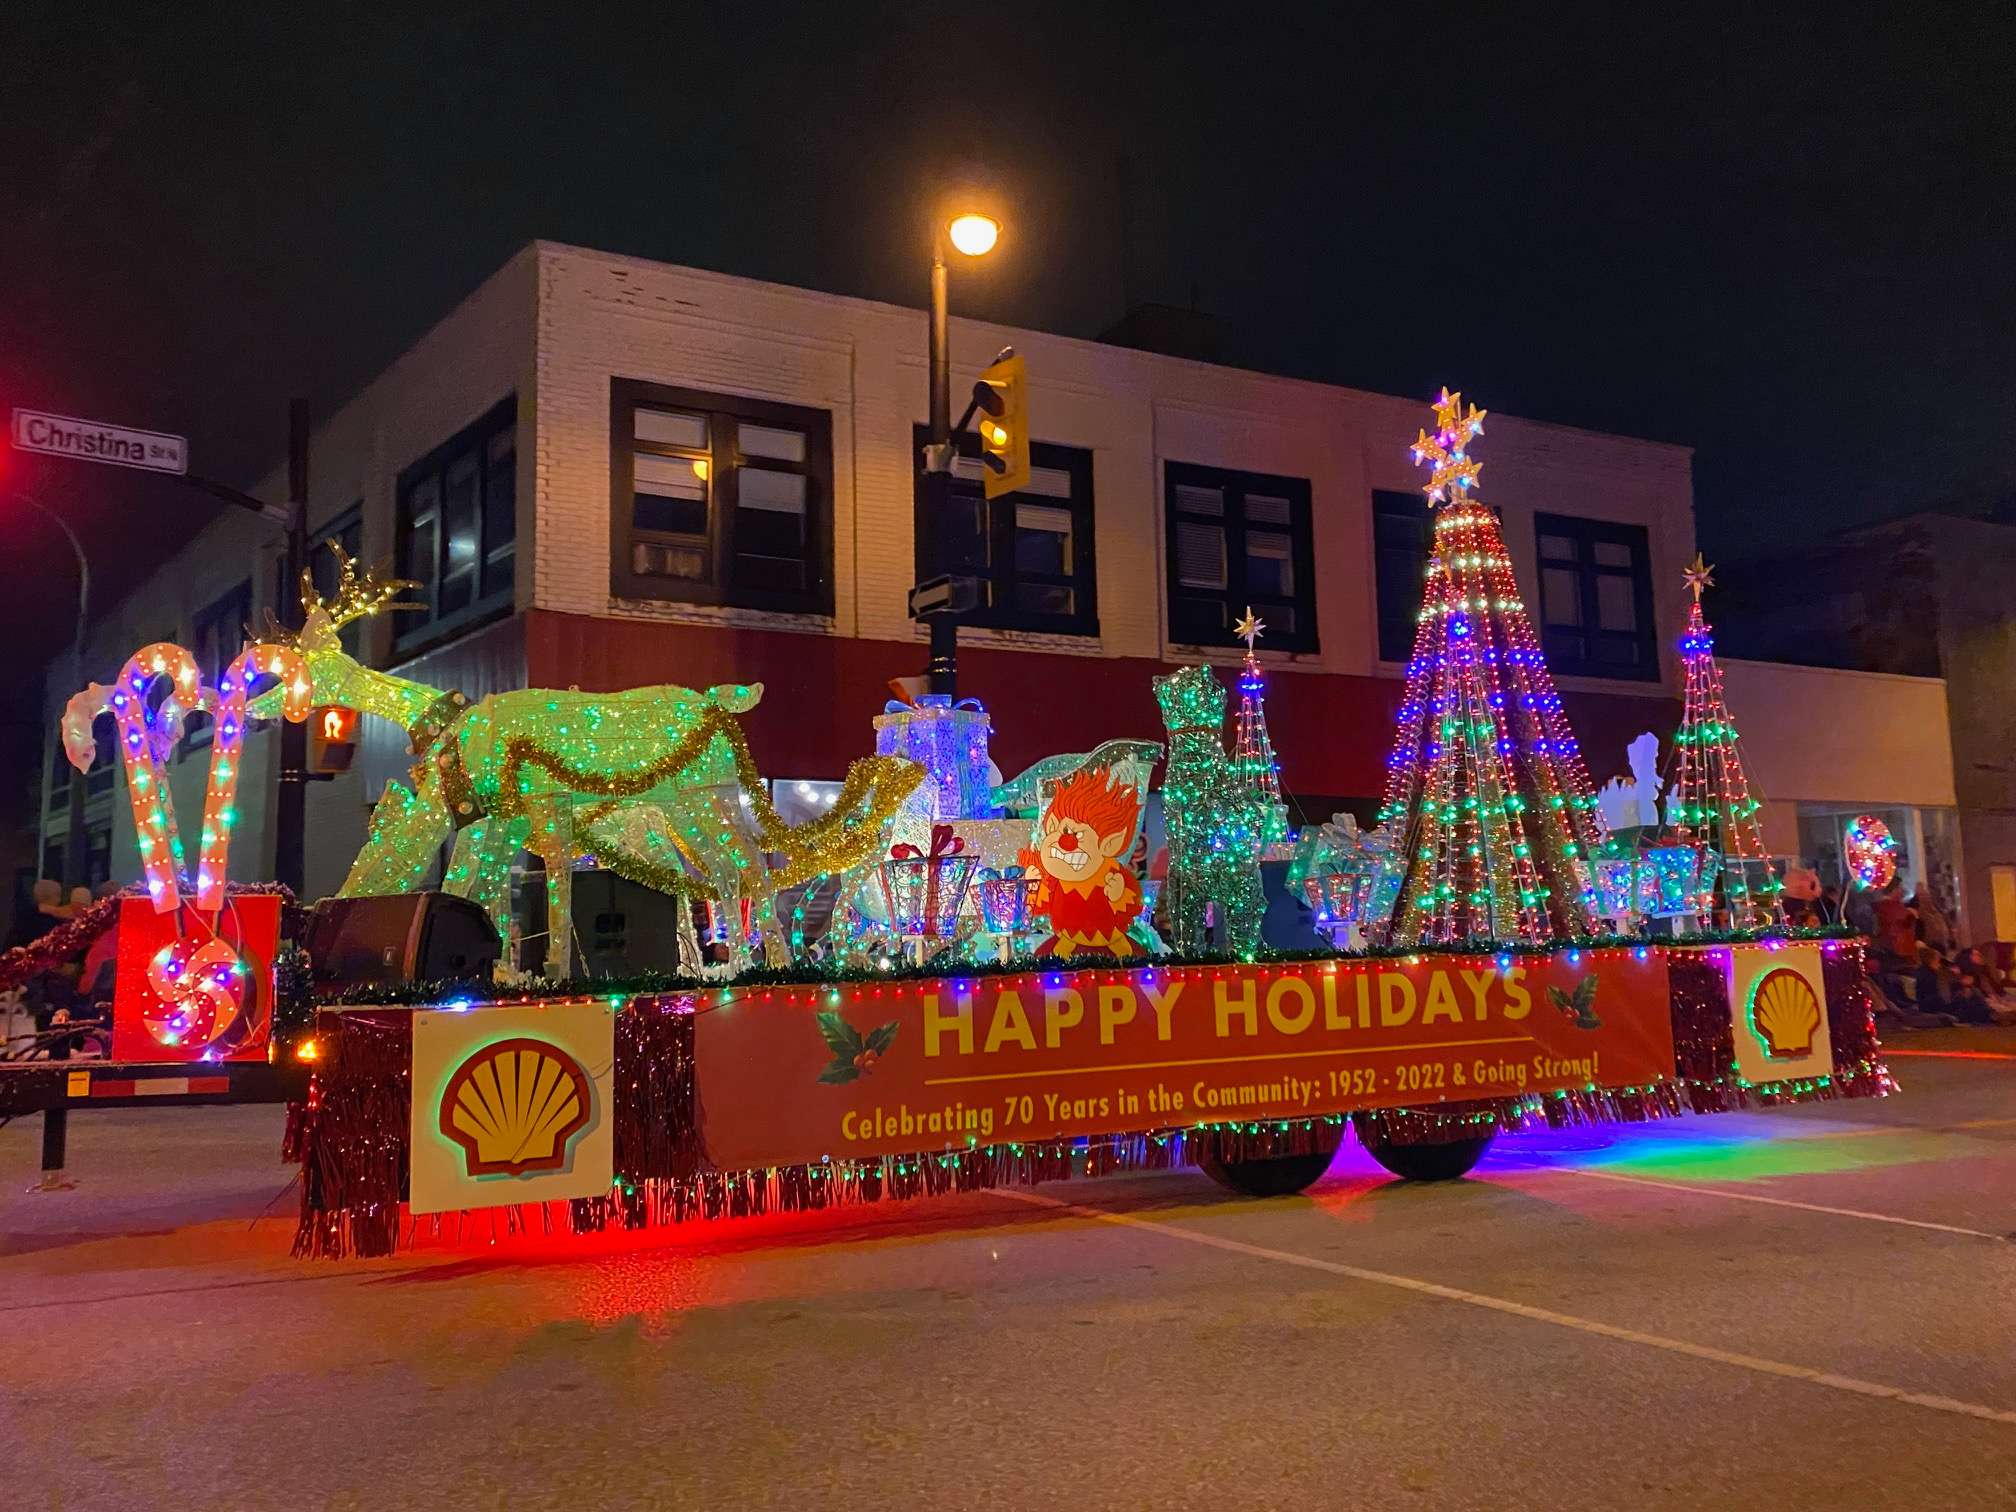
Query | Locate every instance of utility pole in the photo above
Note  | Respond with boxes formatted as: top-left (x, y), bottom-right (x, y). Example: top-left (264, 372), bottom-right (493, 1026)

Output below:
top-left (273, 399), bottom-right (310, 897)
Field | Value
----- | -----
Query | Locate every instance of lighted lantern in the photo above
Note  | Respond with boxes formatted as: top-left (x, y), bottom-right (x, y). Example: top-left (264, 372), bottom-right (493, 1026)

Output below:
top-left (1594, 855), bottom-right (1639, 926)
top-left (974, 865), bottom-right (1038, 934)
top-left (1640, 843), bottom-right (1713, 919)
top-left (875, 824), bottom-right (976, 943)
top-left (1290, 814), bottom-right (1400, 949)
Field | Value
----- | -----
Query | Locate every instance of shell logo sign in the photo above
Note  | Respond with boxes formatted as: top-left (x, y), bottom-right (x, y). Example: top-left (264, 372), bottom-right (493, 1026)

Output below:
top-left (409, 1001), bottom-right (616, 1214)
top-left (1725, 944), bottom-right (1833, 1085)
top-left (1749, 969), bottom-right (1823, 1061)
top-left (439, 1037), bottom-right (593, 1177)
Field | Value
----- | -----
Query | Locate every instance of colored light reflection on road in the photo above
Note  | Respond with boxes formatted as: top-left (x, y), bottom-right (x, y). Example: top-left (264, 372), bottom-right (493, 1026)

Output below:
top-left (1493, 1118), bottom-right (1956, 1184)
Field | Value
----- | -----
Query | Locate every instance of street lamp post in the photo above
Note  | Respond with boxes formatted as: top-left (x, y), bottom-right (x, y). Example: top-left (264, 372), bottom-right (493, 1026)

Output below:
top-left (915, 211), bottom-right (1000, 699)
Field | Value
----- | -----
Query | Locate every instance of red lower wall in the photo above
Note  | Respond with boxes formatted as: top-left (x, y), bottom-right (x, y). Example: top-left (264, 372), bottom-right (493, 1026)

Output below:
top-left (523, 609), bottom-right (1679, 802)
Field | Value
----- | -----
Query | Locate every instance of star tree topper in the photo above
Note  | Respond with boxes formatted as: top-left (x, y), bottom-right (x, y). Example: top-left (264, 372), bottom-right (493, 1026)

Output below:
top-left (1683, 552), bottom-right (1715, 603)
top-left (1410, 388), bottom-right (1487, 504)
top-left (1234, 606), bottom-right (1265, 652)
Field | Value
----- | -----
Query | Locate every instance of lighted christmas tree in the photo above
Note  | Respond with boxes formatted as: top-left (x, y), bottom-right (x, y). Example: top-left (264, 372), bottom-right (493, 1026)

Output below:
top-left (1373, 390), bottom-right (1610, 945)
top-left (1662, 554), bottom-right (1774, 928)
top-left (1231, 607), bottom-right (1291, 850)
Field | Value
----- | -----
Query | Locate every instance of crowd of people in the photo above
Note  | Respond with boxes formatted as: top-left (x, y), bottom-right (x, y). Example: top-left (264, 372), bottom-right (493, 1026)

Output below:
top-left (1, 877), bottom-right (121, 1049)
top-left (1802, 875), bottom-right (2016, 1030)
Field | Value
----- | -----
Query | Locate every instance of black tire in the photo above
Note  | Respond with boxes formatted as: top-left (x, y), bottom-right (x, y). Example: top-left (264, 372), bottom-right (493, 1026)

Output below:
top-left (1196, 1123), bottom-right (1345, 1197)
top-left (1360, 1129), bottom-right (1496, 1183)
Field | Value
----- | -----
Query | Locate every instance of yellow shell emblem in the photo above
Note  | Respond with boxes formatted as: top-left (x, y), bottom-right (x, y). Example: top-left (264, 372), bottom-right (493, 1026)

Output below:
top-left (439, 1037), bottom-right (592, 1177)
top-left (1751, 968), bottom-right (1822, 1060)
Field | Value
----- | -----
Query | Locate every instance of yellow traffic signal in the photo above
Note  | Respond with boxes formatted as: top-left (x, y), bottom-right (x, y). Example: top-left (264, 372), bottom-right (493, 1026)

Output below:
top-left (974, 353), bottom-right (1028, 499)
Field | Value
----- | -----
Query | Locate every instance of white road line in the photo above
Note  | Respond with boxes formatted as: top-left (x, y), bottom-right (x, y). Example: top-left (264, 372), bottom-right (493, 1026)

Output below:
top-left (998, 1187), bottom-right (2016, 1428)
top-left (1546, 1167), bottom-right (2011, 1242)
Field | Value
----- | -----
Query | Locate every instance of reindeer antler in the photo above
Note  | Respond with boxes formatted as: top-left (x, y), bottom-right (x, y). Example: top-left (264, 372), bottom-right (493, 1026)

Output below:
top-left (300, 543), bottom-right (423, 630)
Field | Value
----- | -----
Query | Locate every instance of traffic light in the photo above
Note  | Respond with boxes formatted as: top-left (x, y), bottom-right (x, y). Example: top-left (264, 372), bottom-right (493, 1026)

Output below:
top-left (973, 353), bottom-right (1028, 499)
top-left (309, 705), bottom-right (359, 774)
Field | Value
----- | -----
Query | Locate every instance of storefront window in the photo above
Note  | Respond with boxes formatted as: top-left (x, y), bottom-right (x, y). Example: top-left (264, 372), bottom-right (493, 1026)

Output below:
top-left (1793, 803), bottom-right (1963, 931)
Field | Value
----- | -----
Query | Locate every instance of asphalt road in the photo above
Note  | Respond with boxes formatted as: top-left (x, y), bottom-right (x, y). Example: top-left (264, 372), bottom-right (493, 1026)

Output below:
top-left (4, 1030), bottom-right (2014, 1512)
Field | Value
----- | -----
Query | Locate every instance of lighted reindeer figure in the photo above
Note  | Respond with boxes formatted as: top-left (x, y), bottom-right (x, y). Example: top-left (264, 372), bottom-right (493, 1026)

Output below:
top-left (1151, 664), bottom-right (1267, 955)
top-left (255, 549), bottom-right (921, 975)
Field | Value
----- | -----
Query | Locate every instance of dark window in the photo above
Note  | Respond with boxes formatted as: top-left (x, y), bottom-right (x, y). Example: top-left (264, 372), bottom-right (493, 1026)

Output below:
top-left (913, 428), bottom-right (1097, 636)
top-left (1164, 463), bottom-right (1317, 652)
top-left (1534, 513), bottom-right (1657, 680)
top-left (183, 580), bottom-right (252, 752)
top-left (307, 505), bottom-right (366, 657)
top-left (1373, 490), bottom-right (1433, 663)
top-left (46, 739), bottom-right (69, 812)
top-left (611, 381), bottom-right (833, 614)
top-left (395, 397), bottom-right (516, 644)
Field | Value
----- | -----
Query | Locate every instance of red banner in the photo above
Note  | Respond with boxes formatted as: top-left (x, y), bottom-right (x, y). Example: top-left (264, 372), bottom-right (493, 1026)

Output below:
top-left (694, 950), bottom-right (1677, 1171)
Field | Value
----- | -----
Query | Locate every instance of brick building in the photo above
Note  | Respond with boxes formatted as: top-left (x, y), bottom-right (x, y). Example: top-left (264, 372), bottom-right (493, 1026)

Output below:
top-left (32, 242), bottom-right (1960, 929)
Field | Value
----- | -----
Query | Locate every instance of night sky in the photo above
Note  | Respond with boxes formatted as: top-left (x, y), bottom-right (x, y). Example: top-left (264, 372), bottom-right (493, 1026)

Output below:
top-left (2, 3), bottom-right (2011, 870)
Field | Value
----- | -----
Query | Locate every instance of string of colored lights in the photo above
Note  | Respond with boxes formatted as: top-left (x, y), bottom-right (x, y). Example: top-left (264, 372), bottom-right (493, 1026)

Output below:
top-left (1664, 556), bottom-right (1775, 927)
top-left (196, 643), bottom-right (310, 911)
top-left (103, 643), bottom-right (204, 911)
top-left (1230, 608), bottom-right (1290, 850)
top-left (1153, 664), bottom-right (1268, 955)
top-left (1374, 390), bottom-right (1609, 946)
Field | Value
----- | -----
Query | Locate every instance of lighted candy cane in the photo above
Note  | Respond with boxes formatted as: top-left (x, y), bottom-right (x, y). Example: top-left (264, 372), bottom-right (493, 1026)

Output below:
top-left (102, 643), bottom-right (206, 913)
top-left (194, 642), bottom-right (309, 911)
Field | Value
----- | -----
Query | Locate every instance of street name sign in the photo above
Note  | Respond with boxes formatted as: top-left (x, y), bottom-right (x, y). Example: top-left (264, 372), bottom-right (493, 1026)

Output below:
top-left (11, 409), bottom-right (188, 475)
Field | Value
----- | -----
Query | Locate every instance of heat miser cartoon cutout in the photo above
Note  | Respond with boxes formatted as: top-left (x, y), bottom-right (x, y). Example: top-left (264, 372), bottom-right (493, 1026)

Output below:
top-left (1019, 765), bottom-right (1146, 957)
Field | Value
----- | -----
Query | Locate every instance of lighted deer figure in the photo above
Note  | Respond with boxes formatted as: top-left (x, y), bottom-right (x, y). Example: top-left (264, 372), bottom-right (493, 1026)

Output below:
top-left (255, 549), bottom-right (921, 975)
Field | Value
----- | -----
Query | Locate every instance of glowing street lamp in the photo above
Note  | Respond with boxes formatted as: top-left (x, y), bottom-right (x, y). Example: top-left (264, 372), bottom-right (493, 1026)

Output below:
top-left (947, 213), bottom-right (1000, 257)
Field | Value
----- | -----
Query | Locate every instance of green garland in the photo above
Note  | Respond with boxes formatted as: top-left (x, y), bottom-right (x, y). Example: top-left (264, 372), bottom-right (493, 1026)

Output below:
top-left (315, 924), bottom-right (1860, 1009)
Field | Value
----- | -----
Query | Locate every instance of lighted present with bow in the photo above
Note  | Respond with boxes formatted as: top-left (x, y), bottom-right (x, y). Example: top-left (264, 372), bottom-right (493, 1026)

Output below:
top-left (974, 864), bottom-right (1039, 934)
top-left (875, 824), bottom-right (977, 943)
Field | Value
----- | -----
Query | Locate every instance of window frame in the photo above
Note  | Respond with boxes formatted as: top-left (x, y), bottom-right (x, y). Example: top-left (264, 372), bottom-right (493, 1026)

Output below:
top-left (182, 579), bottom-right (252, 754)
top-left (306, 504), bottom-right (366, 658)
top-left (911, 426), bottom-right (1099, 637)
top-left (1372, 489), bottom-right (1434, 664)
top-left (393, 396), bottom-right (518, 649)
top-left (1532, 511), bottom-right (1659, 681)
top-left (610, 379), bottom-right (835, 616)
top-left (1164, 461), bottom-right (1318, 654)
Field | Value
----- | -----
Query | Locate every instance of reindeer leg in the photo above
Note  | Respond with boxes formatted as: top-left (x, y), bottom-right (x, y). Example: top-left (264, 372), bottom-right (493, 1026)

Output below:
top-left (446, 817), bottom-right (524, 966)
top-left (340, 778), bottom-right (451, 898)
top-left (525, 799), bottom-right (577, 979)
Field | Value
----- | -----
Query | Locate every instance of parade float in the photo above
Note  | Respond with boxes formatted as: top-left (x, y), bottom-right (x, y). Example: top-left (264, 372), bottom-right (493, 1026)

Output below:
top-left (3, 389), bottom-right (1889, 1257)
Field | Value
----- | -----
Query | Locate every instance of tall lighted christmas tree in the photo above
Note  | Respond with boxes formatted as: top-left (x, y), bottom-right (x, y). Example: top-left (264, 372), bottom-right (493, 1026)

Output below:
top-left (1374, 390), bottom-right (1610, 945)
top-left (1231, 607), bottom-right (1291, 850)
top-left (1664, 554), bottom-right (1774, 928)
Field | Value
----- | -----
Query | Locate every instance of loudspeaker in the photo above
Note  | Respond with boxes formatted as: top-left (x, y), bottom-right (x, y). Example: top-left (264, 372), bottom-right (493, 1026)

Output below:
top-left (304, 893), bottom-right (501, 990)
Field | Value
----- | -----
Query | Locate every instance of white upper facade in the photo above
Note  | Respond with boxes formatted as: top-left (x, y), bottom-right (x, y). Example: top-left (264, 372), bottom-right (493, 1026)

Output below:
top-left (161, 240), bottom-right (1698, 693)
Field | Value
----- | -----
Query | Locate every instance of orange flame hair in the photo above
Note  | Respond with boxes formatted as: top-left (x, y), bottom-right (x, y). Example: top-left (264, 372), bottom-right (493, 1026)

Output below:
top-left (1046, 765), bottom-right (1140, 842)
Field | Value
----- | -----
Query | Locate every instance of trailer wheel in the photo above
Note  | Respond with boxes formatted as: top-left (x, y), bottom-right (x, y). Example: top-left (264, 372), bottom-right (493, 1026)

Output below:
top-left (1360, 1129), bottom-right (1496, 1183)
top-left (1196, 1122), bottom-right (1345, 1197)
